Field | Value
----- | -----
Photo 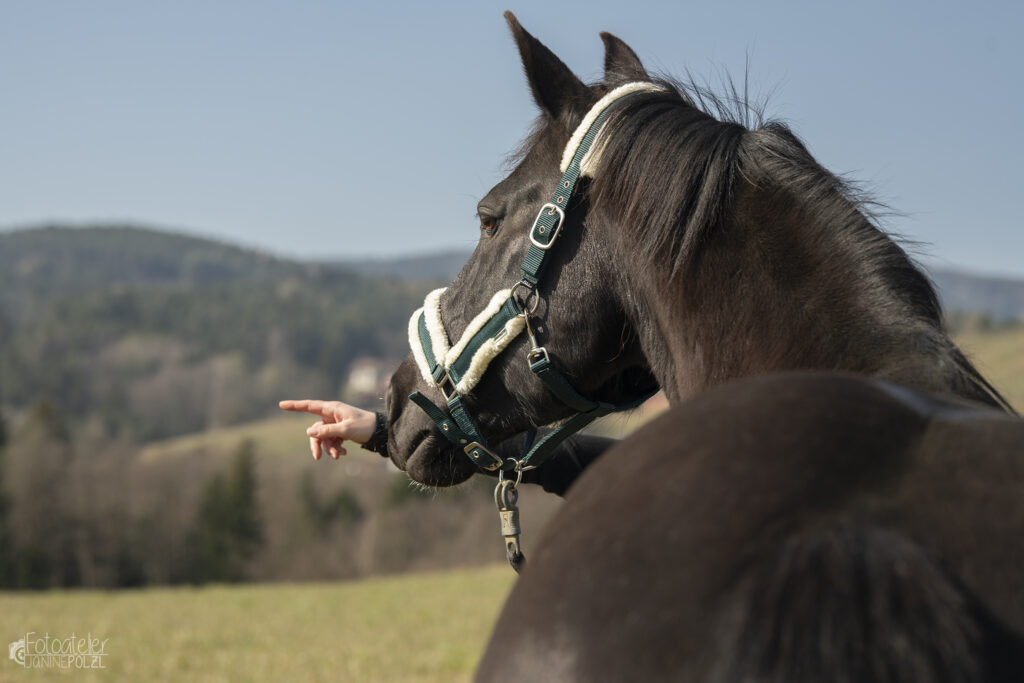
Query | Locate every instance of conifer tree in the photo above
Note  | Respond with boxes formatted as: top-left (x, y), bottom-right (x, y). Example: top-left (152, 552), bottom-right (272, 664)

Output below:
top-left (185, 439), bottom-right (263, 583)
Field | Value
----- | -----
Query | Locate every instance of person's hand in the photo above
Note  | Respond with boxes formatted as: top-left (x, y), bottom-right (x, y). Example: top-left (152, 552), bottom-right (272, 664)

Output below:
top-left (278, 399), bottom-right (378, 461)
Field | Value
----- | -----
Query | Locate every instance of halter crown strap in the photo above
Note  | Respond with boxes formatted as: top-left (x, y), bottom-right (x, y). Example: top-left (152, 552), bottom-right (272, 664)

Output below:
top-left (408, 82), bottom-right (662, 472)
top-left (521, 82), bottom-right (663, 285)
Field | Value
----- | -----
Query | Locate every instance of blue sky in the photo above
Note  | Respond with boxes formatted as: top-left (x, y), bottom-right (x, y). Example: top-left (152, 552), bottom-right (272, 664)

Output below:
top-left (2, 1), bottom-right (1021, 276)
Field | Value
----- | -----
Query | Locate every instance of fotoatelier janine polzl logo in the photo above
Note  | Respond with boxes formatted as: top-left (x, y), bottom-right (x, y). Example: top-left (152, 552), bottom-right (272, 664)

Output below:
top-left (8, 632), bottom-right (108, 669)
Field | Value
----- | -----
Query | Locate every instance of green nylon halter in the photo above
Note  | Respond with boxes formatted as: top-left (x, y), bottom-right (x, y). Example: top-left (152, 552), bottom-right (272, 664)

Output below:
top-left (409, 83), bottom-right (659, 473)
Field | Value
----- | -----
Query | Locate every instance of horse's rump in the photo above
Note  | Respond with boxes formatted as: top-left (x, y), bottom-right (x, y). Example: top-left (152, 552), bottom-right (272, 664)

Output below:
top-left (477, 373), bottom-right (1024, 682)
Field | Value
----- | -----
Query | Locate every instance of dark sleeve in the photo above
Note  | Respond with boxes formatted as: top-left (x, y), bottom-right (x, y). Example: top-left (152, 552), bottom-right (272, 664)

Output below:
top-left (362, 412), bottom-right (616, 497)
top-left (361, 411), bottom-right (390, 457)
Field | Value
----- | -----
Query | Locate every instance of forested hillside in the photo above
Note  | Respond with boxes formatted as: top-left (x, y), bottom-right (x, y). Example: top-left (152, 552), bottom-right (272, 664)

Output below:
top-left (0, 225), bottom-right (433, 441)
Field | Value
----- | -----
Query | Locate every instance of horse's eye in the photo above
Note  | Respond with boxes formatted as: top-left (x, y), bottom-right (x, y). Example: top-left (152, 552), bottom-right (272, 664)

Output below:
top-left (479, 215), bottom-right (500, 236)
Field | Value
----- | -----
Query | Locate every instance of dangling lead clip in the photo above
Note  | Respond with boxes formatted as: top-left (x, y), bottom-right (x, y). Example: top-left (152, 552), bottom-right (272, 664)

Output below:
top-left (494, 478), bottom-right (525, 573)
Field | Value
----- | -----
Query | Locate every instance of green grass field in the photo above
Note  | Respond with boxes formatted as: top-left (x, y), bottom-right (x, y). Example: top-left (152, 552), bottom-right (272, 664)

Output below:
top-left (1, 566), bottom-right (514, 682)
top-left (138, 413), bottom-right (314, 463)
top-left (956, 326), bottom-right (1024, 410)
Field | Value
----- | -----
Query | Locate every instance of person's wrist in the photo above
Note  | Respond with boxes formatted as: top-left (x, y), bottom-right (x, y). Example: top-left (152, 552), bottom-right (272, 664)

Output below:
top-left (362, 412), bottom-right (389, 455)
top-left (353, 408), bottom-right (378, 443)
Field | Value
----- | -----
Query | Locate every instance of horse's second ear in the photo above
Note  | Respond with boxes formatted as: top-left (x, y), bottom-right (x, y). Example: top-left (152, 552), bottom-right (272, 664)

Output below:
top-left (505, 11), bottom-right (589, 120)
top-left (600, 31), bottom-right (650, 84)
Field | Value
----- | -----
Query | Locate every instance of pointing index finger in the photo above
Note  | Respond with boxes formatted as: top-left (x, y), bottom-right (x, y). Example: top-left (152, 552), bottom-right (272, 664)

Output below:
top-left (279, 399), bottom-right (326, 415)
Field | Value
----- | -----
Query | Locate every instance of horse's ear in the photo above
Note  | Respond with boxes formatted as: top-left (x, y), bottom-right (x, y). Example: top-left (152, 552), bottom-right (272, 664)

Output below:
top-left (600, 31), bottom-right (650, 84)
top-left (505, 11), bottom-right (589, 120)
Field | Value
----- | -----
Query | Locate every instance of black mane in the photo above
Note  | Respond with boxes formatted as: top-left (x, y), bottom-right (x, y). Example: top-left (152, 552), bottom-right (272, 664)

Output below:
top-left (586, 79), bottom-right (1014, 413)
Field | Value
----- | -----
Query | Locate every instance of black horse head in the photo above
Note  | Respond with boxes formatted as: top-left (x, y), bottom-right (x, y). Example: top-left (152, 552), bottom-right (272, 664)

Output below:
top-left (384, 13), bottom-right (1013, 487)
top-left (385, 14), bottom-right (658, 486)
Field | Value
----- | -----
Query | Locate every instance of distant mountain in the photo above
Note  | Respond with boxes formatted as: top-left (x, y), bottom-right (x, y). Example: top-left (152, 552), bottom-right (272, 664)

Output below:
top-left (0, 224), bottom-right (294, 286)
top-left (335, 250), bottom-right (473, 282)
top-left (929, 268), bottom-right (1024, 321)
top-left (0, 225), bottom-right (466, 321)
top-left (0, 225), bottom-right (308, 320)
top-left (0, 224), bottom-right (465, 296)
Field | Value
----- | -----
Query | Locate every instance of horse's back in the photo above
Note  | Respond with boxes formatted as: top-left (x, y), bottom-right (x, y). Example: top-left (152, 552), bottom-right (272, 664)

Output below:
top-left (476, 372), bottom-right (1024, 682)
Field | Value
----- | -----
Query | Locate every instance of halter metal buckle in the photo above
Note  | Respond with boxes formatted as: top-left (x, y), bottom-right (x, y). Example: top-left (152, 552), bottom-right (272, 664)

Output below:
top-left (527, 346), bottom-right (550, 366)
top-left (464, 441), bottom-right (504, 470)
top-left (529, 203), bottom-right (565, 250)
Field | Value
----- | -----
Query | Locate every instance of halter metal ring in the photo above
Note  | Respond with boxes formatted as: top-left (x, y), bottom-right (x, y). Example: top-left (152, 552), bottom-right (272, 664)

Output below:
top-left (494, 478), bottom-right (519, 510)
top-left (510, 280), bottom-right (541, 316)
top-left (498, 460), bottom-right (525, 488)
top-left (529, 203), bottom-right (565, 251)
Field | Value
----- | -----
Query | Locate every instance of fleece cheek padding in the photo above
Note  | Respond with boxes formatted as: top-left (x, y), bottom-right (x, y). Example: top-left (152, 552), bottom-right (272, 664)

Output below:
top-left (408, 307), bottom-right (434, 386)
top-left (443, 289), bottom-right (515, 368)
top-left (408, 288), bottom-right (452, 387)
top-left (409, 288), bottom-right (527, 396)
top-left (422, 288), bottom-right (449, 360)
top-left (452, 314), bottom-right (526, 395)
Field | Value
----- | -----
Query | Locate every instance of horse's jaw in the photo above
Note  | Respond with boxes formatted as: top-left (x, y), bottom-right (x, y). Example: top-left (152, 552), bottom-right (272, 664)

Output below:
top-left (385, 364), bottom-right (479, 487)
top-left (399, 431), bottom-right (477, 487)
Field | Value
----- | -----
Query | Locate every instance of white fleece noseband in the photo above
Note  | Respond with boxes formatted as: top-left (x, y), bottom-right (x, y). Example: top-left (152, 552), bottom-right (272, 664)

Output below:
top-left (409, 287), bottom-right (527, 396)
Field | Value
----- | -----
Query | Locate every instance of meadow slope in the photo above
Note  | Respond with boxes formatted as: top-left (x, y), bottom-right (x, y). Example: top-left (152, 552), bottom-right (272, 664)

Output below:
top-left (1, 566), bottom-right (514, 682)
